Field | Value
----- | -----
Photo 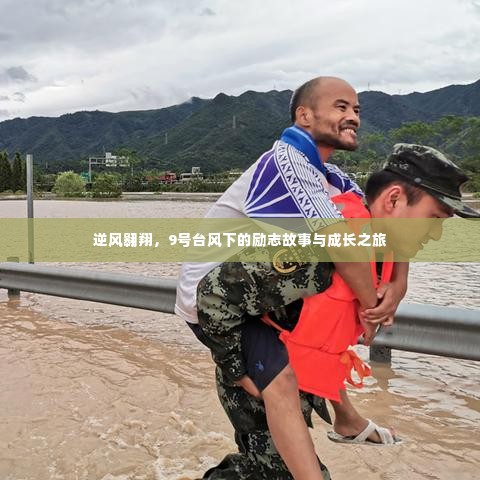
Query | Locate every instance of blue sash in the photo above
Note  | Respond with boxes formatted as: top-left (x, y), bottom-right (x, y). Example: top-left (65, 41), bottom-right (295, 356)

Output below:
top-left (280, 125), bottom-right (327, 177)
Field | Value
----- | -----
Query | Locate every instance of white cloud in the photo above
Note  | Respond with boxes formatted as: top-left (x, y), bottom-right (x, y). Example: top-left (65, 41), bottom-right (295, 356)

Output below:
top-left (0, 0), bottom-right (478, 120)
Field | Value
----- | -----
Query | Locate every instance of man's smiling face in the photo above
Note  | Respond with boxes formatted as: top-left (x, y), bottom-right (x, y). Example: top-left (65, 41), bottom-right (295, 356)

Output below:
top-left (307, 78), bottom-right (360, 151)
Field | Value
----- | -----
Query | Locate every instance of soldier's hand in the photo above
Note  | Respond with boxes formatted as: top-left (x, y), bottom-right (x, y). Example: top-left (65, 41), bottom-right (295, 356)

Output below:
top-left (362, 283), bottom-right (397, 324)
top-left (235, 375), bottom-right (262, 399)
top-left (360, 317), bottom-right (379, 346)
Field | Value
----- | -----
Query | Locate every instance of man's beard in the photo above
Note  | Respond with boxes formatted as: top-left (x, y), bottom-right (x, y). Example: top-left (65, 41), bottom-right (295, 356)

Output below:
top-left (314, 131), bottom-right (358, 151)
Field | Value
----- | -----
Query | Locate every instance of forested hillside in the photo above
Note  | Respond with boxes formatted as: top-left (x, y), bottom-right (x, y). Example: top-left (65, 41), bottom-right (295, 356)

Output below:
top-left (0, 80), bottom-right (479, 191)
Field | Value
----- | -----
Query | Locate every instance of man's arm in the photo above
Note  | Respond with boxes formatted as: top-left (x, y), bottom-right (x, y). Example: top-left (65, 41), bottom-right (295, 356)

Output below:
top-left (362, 262), bottom-right (409, 325)
top-left (334, 260), bottom-right (379, 346)
top-left (334, 262), bottom-right (378, 309)
top-left (321, 221), bottom-right (378, 310)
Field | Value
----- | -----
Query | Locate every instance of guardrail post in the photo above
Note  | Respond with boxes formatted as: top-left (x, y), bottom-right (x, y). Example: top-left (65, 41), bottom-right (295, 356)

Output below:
top-left (369, 344), bottom-right (392, 364)
top-left (6, 256), bottom-right (20, 298)
top-left (26, 153), bottom-right (35, 264)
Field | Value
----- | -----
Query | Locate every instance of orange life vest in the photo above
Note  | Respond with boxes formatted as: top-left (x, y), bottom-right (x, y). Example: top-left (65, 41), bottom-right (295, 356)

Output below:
top-left (263, 191), bottom-right (394, 402)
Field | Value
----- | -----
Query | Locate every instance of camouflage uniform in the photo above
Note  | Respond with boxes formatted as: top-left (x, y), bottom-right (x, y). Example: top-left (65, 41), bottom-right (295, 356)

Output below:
top-left (196, 260), bottom-right (333, 382)
top-left (195, 260), bottom-right (333, 479)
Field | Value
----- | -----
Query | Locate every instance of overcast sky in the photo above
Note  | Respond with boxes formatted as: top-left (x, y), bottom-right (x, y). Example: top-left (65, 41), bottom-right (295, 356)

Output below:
top-left (0, 0), bottom-right (479, 120)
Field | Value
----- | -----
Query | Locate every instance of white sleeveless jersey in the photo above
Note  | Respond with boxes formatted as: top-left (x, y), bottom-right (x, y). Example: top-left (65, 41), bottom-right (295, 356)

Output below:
top-left (175, 140), bottom-right (362, 323)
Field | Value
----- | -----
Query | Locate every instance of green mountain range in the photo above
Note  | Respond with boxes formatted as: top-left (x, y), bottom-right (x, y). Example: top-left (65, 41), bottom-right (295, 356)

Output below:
top-left (0, 79), bottom-right (479, 173)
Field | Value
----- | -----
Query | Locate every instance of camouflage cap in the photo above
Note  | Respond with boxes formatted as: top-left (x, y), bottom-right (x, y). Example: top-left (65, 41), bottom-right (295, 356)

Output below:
top-left (383, 143), bottom-right (480, 218)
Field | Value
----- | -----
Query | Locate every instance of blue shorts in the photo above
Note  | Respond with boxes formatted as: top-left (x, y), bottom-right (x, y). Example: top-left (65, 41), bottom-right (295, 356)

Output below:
top-left (241, 319), bottom-right (289, 392)
top-left (187, 319), bottom-right (289, 392)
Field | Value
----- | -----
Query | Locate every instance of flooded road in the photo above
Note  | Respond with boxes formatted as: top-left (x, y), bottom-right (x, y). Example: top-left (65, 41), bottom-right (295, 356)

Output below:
top-left (0, 299), bottom-right (230, 480)
top-left (0, 199), bottom-right (479, 479)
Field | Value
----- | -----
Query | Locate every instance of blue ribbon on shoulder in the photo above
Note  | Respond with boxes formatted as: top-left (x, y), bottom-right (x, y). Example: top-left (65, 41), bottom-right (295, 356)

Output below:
top-left (280, 125), bottom-right (327, 177)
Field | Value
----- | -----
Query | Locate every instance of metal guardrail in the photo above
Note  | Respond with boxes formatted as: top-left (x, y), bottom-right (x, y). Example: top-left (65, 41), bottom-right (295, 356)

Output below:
top-left (373, 303), bottom-right (480, 361)
top-left (0, 263), bottom-right (176, 314)
top-left (0, 263), bottom-right (479, 362)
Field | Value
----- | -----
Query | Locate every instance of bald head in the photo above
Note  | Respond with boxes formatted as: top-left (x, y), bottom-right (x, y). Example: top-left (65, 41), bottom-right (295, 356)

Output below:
top-left (289, 76), bottom-right (354, 123)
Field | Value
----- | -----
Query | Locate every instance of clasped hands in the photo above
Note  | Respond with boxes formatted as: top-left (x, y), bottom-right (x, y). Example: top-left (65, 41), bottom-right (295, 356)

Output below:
top-left (359, 281), bottom-right (404, 346)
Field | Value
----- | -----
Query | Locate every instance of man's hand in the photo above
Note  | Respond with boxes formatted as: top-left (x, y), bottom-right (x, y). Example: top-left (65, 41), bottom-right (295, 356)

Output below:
top-left (361, 268), bottom-right (408, 325)
top-left (358, 309), bottom-right (379, 346)
top-left (361, 262), bottom-right (409, 326)
top-left (235, 375), bottom-right (262, 399)
top-left (360, 282), bottom-right (398, 325)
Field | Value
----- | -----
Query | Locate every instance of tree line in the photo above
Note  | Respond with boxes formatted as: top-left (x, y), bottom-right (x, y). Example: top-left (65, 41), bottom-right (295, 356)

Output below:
top-left (2, 115), bottom-right (480, 195)
top-left (49, 170), bottom-right (237, 197)
top-left (0, 152), bottom-right (26, 193)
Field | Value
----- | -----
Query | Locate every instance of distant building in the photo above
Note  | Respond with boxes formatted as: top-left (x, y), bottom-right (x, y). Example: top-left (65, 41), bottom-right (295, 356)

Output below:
top-left (225, 169), bottom-right (243, 180)
top-left (180, 167), bottom-right (203, 182)
top-left (158, 171), bottom-right (177, 184)
top-left (145, 171), bottom-right (177, 184)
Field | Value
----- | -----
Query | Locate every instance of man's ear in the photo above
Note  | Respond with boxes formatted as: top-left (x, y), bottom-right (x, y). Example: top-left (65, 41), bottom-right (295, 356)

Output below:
top-left (384, 185), bottom-right (403, 213)
top-left (295, 106), bottom-right (312, 128)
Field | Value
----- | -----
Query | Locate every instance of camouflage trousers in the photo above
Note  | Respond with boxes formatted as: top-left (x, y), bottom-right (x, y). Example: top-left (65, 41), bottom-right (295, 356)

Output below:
top-left (201, 366), bottom-right (331, 480)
